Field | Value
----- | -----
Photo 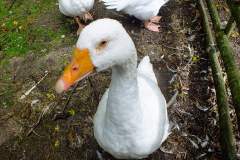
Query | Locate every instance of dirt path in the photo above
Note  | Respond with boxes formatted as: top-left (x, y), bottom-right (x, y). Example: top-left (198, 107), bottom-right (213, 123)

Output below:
top-left (0, 0), bottom-right (239, 159)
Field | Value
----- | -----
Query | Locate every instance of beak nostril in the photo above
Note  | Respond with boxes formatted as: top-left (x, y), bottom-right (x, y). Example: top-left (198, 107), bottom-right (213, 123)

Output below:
top-left (72, 66), bottom-right (79, 71)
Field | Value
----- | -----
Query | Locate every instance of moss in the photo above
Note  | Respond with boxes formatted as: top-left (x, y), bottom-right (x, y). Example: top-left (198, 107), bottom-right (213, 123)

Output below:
top-left (0, 0), bottom-right (75, 61)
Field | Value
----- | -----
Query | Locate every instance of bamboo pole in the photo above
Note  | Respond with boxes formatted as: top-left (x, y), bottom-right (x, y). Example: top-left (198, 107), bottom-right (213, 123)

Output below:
top-left (198, 1), bottom-right (237, 159)
top-left (226, 0), bottom-right (240, 32)
top-left (206, 0), bottom-right (222, 31)
top-left (206, 0), bottom-right (240, 132)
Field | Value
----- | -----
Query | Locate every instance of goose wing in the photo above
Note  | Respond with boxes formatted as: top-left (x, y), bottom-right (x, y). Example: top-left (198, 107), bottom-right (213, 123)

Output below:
top-left (138, 56), bottom-right (157, 84)
top-left (101, 0), bottom-right (152, 11)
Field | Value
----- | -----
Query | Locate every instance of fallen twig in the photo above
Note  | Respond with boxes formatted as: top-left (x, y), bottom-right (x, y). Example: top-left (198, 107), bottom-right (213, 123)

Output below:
top-left (0, 112), bottom-right (14, 121)
top-left (167, 90), bottom-right (179, 108)
top-left (62, 82), bottom-right (80, 112)
top-left (32, 130), bottom-right (43, 137)
top-left (20, 71), bottom-right (48, 100)
top-left (162, 59), bottom-right (178, 73)
top-left (161, 44), bottom-right (186, 51)
top-left (27, 103), bottom-right (53, 136)
top-left (169, 73), bottom-right (177, 84)
top-left (53, 81), bottom-right (80, 121)
top-left (181, 44), bottom-right (194, 71)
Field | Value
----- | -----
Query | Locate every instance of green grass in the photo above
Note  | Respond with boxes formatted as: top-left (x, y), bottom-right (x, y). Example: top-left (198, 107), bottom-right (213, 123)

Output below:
top-left (0, 0), bottom-right (76, 108)
top-left (0, 0), bottom-right (74, 58)
top-left (0, 71), bottom-right (14, 108)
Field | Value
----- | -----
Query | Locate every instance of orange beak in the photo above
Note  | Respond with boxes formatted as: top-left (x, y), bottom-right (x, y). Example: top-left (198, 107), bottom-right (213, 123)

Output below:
top-left (55, 48), bottom-right (94, 94)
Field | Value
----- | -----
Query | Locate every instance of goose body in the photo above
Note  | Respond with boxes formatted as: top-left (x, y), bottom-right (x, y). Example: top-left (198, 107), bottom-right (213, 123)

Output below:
top-left (59, 0), bottom-right (94, 17)
top-left (102, 0), bottom-right (169, 32)
top-left (58, 0), bottom-right (94, 34)
top-left (55, 19), bottom-right (169, 159)
top-left (94, 57), bottom-right (169, 159)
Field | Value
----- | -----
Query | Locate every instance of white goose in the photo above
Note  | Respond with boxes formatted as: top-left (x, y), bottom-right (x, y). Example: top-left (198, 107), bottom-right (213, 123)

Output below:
top-left (55, 18), bottom-right (169, 159)
top-left (102, 0), bottom-right (169, 32)
top-left (58, 0), bottom-right (94, 34)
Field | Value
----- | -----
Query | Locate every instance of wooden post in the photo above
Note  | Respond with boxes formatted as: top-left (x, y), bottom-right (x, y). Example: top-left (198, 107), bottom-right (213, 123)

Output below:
top-left (206, 0), bottom-right (240, 133)
top-left (198, 1), bottom-right (237, 159)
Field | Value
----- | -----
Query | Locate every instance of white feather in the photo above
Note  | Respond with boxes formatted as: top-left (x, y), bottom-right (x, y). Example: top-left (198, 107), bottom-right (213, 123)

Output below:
top-left (102, 0), bottom-right (169, 20)
top-left (75, 19), bottom-right (169, 159)
top-left (58, 0), bottom-right (94, 17)
top-left (138, 56), bottom-right (157, 84)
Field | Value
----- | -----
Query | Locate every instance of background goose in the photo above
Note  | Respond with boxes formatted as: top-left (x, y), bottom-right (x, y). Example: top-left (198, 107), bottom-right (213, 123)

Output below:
top-left (55, 18), bottom-right (169, 159)
top-left (101, 0), bottom-right (169, 32)
top-left (59, 0), bottom-right (94, 34)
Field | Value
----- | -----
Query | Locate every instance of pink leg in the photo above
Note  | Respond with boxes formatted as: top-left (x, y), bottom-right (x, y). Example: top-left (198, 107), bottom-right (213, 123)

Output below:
top-left (144, 21), bottom-right (160, 32)
top-left (150, 16), bottom-right (162, 23)
top-left (83, 12), bottom-right (93, 22)
top-left (74, 17), bottom-right (85, 35)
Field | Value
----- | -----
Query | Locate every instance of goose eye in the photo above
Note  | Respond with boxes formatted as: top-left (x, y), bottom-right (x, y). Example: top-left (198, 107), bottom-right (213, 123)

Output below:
top-left (100, 41), bottom-right (107, 46)
top-left (96, 40), bottom-right (108, 53)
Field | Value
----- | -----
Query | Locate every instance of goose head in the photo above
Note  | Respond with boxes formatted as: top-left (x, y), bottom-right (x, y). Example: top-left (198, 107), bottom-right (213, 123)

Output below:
top-left (55, 18), bottom-right (136, 93)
